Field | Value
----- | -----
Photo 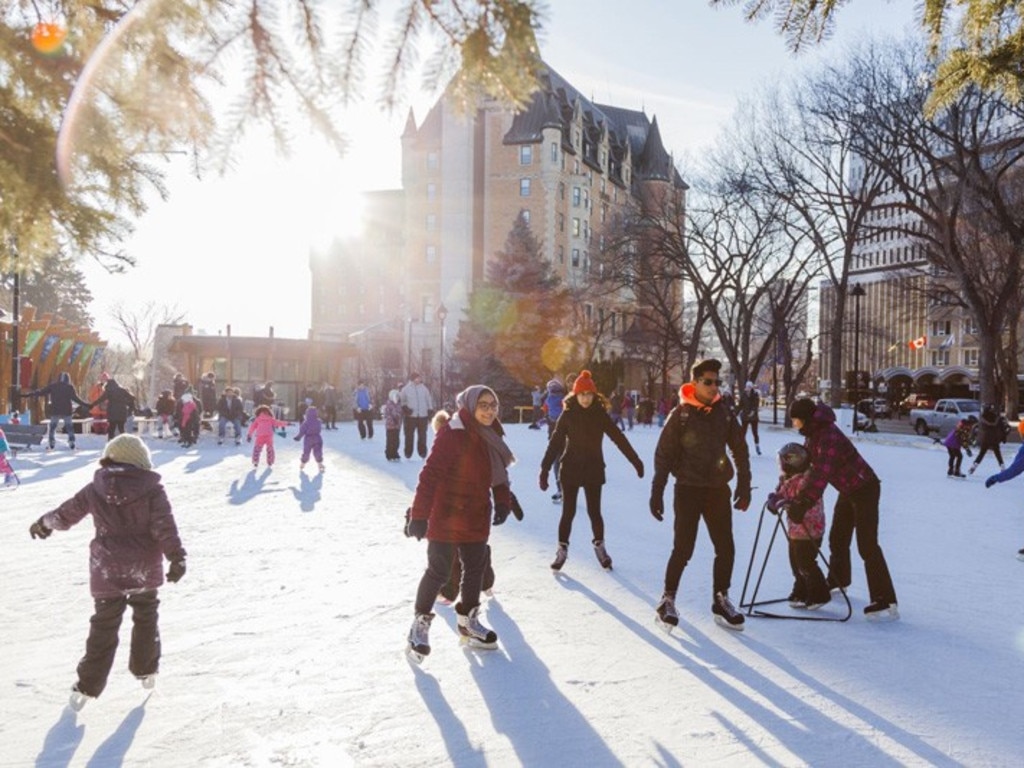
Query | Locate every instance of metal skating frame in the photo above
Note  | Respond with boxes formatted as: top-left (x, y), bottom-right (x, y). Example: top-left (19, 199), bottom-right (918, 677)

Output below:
top-left (738, 502), bottom-right (852, 622)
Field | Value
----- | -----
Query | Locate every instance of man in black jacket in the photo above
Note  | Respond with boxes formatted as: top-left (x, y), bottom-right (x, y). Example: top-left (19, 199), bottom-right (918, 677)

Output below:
top-left (24, 372), bottom-right (91, 450)
top-left (649, 359), bottom-right (752, 632)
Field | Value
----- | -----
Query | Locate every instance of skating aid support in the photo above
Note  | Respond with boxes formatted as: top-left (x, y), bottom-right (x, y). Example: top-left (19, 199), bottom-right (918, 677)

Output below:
top-left (738, 502), bottom-right (852, 622)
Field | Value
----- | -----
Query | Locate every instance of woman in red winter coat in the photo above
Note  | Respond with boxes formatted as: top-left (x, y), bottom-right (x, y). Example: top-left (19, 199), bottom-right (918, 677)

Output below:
top-left (405, 385), bottom-right (515, 662)
top-left (28, 434), bottom-right (186, 710)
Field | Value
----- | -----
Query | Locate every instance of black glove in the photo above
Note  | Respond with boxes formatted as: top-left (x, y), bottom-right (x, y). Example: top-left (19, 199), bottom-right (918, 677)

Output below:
top-left (766, 492), bottom-right (783, 515)
top-left (29, 517), bottom-right (52, 540)
top-left (632, 458), bottom-right (645, 479)
top-left (246, 436), bottom-right (252, 443)
top-left (539, 471), bottom-right (549, 491)
top-left (166, 559), bottom-right (186, 583)
top-left (649, 494), bottom-right (664, 522)
top-left (404, 508), bottom-right (427, 540)
top-left (733, 485), bottom-right (751, 512)
top-left (293, 435), bottom-right (300, 441)
top-left (965, 447), bottom-right (973, 458)
top-left (510, 492), bottom-right (525, 521)
top-left (492, 503), bottom-right (511, 526)
top-left (787, 500), bottom-right (808, 524)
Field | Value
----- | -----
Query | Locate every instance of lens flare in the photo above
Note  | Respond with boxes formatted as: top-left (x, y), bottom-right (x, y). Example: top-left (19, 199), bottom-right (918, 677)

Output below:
top-left (31, 22), bottom-right (67, 55)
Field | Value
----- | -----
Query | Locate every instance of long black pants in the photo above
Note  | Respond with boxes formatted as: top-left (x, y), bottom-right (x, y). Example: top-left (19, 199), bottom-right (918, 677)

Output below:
top-left (77, 590), bottom-right (161, 697)
top-left (414, 541), bottom-right (488, 615)
top-left (827, 478), bottom-right (897, 604)
top-left (557, 483), bottom-right (604, 544)
top-left (356, 409), bottom-right (374, 439)
top-left (403, 416), bottom-right (428, 458)
top-left (664, 484), bottom-right (735, 598)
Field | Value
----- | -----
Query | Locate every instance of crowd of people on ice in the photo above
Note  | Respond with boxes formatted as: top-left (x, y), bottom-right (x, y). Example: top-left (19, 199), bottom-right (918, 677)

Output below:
top-left (12, 357), bottom-right (1024, 705)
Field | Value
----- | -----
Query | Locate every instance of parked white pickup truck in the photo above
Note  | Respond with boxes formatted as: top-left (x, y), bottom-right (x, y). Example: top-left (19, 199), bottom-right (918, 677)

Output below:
top-left (909, 398), bottom-right (981, 436)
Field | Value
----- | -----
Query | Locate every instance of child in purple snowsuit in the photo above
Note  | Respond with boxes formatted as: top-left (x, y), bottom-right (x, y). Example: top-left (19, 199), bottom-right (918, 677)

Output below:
top-left (294, 405), bottom-right (324, 472)
top-left (942, 416), bottom-right (976, 477)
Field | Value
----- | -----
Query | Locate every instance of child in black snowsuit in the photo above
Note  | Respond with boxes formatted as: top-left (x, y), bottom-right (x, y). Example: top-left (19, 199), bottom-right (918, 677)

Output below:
top-left (969, 404), bottom-right (1008, 474)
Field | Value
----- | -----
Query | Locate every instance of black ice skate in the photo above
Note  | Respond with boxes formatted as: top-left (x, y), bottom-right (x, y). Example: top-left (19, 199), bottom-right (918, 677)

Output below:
top-left (712, 591), bottom-right (745, 631)
top-left (655, 593), bottom-right (679, 633)
top-left (863, 601), bottom-right (900, 622)
top-left (593, 540), bottom-right (612, 570)
top-left (455, 602), bottom-right (498, 650)
top-left (407, 612), bottom-right (434, 663)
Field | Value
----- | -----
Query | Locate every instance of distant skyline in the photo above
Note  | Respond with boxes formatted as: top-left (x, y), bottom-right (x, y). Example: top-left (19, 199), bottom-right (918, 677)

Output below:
top-left (82, 0), bottom-right (919, 345)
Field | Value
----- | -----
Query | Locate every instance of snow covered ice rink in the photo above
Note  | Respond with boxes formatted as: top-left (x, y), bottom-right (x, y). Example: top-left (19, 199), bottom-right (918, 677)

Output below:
top-left (4, 417), bottom-right (1024, 767)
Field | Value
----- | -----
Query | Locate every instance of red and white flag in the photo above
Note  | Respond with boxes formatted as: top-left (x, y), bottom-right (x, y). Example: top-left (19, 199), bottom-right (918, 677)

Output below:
top-left (907, 336), bottom-right (927, 350)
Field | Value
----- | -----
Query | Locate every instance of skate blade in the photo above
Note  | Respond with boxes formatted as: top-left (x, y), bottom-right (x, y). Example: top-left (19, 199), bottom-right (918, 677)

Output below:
top-left (864, 607), bottom-right (900, 622)
top-left (68, 692), bottom-right (93, 711)
top-left (406, 646), bottom-right (429, 664)
top-left (654, 616), bottom-right (677, 635)
top-left (713, 615), bottom-right (745, 632)
top-left (460, 637), bottom-right (498, 651)
top-left (139, 675), bottom-right (157, 690)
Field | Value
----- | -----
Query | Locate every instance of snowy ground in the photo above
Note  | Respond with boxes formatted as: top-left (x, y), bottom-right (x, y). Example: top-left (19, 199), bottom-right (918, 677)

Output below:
top-left (3, 415), bottom-right (1024, 767)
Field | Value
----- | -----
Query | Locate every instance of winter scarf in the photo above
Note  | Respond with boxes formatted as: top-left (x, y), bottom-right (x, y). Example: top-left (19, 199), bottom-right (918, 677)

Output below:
top-left (454, 385), bottom-right (516, 487)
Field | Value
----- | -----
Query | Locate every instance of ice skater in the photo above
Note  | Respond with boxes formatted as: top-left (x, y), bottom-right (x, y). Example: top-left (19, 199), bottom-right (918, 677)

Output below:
top-left (404, 385), bottom-right (516, 662)
top-left (294, 404), bottom-right (324, 472)
top-left (984, 420), bottom-right (1024, 561)
top-left (539, 370), bottom-right (644, 572)
top-left (27, 434), bottom-right (186, 710)
top-left (247, 404), bottom-right (288, 468)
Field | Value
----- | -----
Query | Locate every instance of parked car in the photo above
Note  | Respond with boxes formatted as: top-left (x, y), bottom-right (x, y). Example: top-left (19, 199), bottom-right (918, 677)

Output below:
top-left (909, 398), bottom-right (981, 436)
top-left (872, 398), bottom-right (892, 419)
top-left (899, 393), bottom-right (936, 416)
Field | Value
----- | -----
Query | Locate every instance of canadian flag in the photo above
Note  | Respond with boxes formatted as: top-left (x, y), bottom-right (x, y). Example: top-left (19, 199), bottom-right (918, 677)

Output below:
top-left (908, 336), bottom-right (927, 350)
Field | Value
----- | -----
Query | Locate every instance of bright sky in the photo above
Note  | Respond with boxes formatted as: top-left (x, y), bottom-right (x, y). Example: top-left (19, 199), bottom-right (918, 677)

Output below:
top-left (82, 0), bottom-right (919, 344)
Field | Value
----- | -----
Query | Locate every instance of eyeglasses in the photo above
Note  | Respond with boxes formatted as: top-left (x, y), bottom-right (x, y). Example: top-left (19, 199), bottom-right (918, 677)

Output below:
top-left (698, 378), bottom-right (723, 387)
top-left (476, 400), bottom-right (499, 412)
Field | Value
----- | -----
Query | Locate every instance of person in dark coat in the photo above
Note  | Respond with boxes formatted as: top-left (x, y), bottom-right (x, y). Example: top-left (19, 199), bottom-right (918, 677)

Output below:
top-left (215, 386), bottom-right (246, 445)
top-left (154, 389), bottom-right (177, 439)
top-left (539, 370), bottom-right (644, 572)
top-left (404, 385), bottom-right (516, 661)
top-left (787, 397), bottom-right (899, 621)
top-left (253, 381), bottom-right (276, 409)
top-left (739, 381), bottom-right (762, 456)
top-left (649, 359), bottom-right (752, 632)
top-left (199, 372), bottom-right (217, 417)
top-left (969, 403), bottom-right (1008, 474)
top-left (171, 373), bottom-right (190, 400)
top-left (90, 376), bottom-right (137, 441)
top-left (23, 371), bottom-right (91, 450)
top-left (28, 434), bottom-right (186, 709)
top-left (320, 382), bottom-right (338, 430)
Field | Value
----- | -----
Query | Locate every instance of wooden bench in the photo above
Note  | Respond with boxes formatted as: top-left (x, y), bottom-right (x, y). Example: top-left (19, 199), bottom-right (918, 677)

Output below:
top-left (2, 424), bottom-right (48, 454)
top-left (132, 417), bottom-right (161, 437)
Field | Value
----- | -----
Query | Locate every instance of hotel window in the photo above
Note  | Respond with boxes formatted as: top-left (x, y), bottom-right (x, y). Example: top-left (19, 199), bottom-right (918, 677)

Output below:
top-left (558, 245), bottom-right (564, 263)
top-left (520, 178), bottom-right (531, 196)
top-left (963, 348), bottom-right (979, 367)
top-left (426, 214), bottom-right (436, 231)
top-left (962, 317), bottom-right (979, 336)
top-left (426, 151), bottom-right (439, 170)
top-left (930, 350), bottom-right (950, 366)
top-left (426, 245), bottom-right (436, 263)
top-left (584, 190), bottom-right (590, 210)
top-left (930, 320), bottom-right (951, 336)
top-left (426, 183), bottom-right (437, 200)
top-left (521, 209), bottom-right (531, 224)
top-left (519, 145), bottom-right (533, 165)
top-left (572, 248), bottom-right (580, 266)
top-left (551, 142), bottom-right (558, 162)
top-left (572, 187), bottom-right (581, 207)
top-left (558, 213), bottom-right (564, 232)
top-left (572, 218), bottom-right (580, 237)
top-left (558, 181), bottom-right (565, 200)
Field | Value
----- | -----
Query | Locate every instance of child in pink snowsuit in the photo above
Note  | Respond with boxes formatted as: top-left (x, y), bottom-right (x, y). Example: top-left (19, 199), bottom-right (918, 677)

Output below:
top-left (246, 405), bottom-right (288, 467)
top-left (0, 427), bottom-right (17, 487)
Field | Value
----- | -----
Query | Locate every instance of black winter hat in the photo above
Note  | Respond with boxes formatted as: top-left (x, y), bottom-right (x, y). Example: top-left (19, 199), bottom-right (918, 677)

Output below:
top-left (789, 398), bottom-right (817, 423)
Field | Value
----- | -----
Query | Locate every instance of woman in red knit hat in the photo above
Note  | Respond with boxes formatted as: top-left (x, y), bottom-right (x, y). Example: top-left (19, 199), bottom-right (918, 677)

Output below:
top-left (539, 370), bottom-right (645, 571)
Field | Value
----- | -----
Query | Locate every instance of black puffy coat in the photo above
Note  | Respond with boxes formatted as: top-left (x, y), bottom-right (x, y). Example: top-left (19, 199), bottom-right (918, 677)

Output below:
top-left (92, 379), bottom-right (136, 421)
top-left (541, 395), bottom-right (642, 487)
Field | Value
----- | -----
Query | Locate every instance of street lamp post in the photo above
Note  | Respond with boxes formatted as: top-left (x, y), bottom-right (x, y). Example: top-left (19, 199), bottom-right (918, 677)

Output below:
top-left (851, 283), bottom-right (866, 434)
top-left (436, 303), bottom-right (448, 410)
